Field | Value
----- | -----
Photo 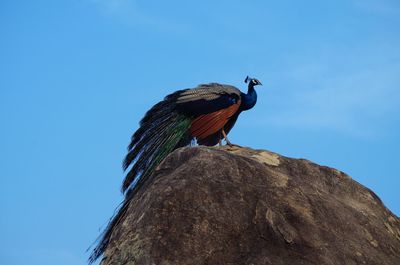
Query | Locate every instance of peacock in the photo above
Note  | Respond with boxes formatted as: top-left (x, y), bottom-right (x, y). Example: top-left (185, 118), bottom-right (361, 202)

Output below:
top-left (89, 76), bottom-right (262, 263)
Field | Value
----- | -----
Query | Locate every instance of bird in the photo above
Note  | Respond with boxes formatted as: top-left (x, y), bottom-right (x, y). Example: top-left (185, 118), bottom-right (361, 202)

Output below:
top-left (88, 76), bottom-right (262, 263)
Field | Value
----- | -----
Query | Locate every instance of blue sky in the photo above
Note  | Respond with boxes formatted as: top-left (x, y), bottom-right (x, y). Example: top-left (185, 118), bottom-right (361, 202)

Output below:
top-left (1, 1), bottom-right (399, 264)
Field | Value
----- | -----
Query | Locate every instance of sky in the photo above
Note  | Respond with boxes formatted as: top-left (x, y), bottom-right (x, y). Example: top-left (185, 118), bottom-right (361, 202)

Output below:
top-left (0, 0), bottom-right (399, 264)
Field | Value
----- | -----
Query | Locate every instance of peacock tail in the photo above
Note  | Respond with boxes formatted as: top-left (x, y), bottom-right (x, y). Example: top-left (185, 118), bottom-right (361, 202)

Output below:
top-left (89, 91), bottom-right (192, 264)
top-left (122, 113), bottom-right (192, 193)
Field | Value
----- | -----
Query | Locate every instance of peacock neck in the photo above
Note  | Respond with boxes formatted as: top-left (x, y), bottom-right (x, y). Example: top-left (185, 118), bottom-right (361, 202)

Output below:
top-left (241, 84), bottom-right (257, 111)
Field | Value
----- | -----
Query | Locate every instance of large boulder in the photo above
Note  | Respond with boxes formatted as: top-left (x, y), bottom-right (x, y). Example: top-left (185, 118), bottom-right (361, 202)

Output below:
top-left (100, 146), bottom-right (400, 265)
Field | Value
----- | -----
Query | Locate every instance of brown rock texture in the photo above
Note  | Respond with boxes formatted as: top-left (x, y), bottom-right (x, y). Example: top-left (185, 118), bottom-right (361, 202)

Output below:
top-left (100, 146), bottom-right (400, 265)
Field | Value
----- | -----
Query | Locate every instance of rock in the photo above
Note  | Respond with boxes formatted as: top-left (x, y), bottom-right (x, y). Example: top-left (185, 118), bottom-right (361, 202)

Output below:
top-left (100, 146), bottom-right (400, 265)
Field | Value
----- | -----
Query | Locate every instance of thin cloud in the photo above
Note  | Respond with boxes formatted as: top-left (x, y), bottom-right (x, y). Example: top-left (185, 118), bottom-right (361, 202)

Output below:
top-left (89, 0), bottom-right (187, 33)
top-left (353, 0), bottom-right (400, 16)
top-left (263, 62), bottom-right (400, 138)
top-left (4, 248), bottom-right (85, 265)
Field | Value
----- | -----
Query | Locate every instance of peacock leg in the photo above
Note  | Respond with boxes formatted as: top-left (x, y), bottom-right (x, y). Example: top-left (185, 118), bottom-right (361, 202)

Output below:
top-left (218, 131), bottom-right (223, 146)
top-left (222, 129), bottom-right (233, 146)
top-left (222, 129), bottom-right (242, 147)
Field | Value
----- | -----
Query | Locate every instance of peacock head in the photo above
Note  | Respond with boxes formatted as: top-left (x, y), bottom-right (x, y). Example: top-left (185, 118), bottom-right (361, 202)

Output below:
top-left (244, 76), bottom-right (262, 87)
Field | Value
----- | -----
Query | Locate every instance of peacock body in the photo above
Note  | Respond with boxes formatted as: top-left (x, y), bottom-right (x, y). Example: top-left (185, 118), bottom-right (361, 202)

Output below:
top-left (89, 76), bottom-right (262, 263)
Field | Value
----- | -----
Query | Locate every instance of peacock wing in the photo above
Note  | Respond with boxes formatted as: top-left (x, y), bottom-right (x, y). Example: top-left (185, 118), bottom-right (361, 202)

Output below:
top-left (197, 112), bottom-right (240, 146)
top-left (175, 83), bottom-right (242, 140)
top-left (175, 83), bottom-right (242, 116)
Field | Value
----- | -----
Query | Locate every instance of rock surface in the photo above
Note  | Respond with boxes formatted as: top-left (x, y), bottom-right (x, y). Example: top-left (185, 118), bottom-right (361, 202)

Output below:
top-left (101, 146), bottom-right (400, 265)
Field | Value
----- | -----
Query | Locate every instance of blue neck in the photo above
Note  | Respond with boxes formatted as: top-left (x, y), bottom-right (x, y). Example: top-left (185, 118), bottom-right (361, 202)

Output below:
top-left (241, 84), bottom-right (257, 111)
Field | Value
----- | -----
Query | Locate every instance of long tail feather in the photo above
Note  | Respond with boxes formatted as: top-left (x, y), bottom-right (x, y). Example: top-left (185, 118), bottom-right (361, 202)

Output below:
top-left (127, 89), bottom-right (188, 151)
top-left (122, 114), bottom-right (190, 191)
top-left (88, 92), bottom-right (192, 264)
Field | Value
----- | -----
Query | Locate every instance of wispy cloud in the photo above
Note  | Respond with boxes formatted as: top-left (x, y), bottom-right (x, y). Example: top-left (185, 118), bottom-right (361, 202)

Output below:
top-left (353, 0), bottom-right (400, 16)
top-left (88, 0), bottom-right (187, 33)
top-left (273, 65), bottom-right (399, 136)
top-left (3, 248), bottom-right (85, 265)
top-left (253, 47), bottom-right (400, 139)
